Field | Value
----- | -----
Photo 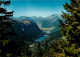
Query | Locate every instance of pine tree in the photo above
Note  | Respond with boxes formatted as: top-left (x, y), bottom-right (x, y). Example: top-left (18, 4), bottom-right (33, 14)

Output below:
top-left (20, 44), bottom-right (32, 56)
top-left (59, 0), bottom-right (80, 45)
top-left (43, 40), bottom-right (49, 57)
top-left (49, 0), bottom-right (80, 57)
top-left (35, 42), bottom-right (43, 57)
top-left (0, 0), bottom-right (22, 56)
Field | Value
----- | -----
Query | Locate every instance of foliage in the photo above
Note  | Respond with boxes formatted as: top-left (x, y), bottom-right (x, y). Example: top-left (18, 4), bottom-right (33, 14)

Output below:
top-left (1, 0), bottom-right (80, 57)
top-left (0, 0), bottom-right (32, 57)
top-left (34, 42), bottom-right (43, 57)
top-left (59, 0), bottom-right (80, 44)
top-left (49, 0), bottom-right (80, 57)
top-left (49, 40), bottom-right (80, 57)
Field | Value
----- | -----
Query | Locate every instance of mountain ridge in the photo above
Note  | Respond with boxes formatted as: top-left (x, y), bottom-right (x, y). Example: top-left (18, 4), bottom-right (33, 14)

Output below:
top-left (13, 14), bottom-right (64, 34)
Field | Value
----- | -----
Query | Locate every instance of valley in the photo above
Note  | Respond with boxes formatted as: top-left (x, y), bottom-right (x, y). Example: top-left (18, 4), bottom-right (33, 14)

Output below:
top-left (1, 0), bottom-right (79, 57)
top-left (12, 14), bottom-right (63, 45)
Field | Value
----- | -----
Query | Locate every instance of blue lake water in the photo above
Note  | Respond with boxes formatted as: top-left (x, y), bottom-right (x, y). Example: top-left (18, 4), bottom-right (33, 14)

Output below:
top-left (37, 35), bottom-right (48, 42)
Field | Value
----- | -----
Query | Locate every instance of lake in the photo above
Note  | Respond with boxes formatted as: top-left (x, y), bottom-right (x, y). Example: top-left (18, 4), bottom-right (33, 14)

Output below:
top-left (37, 35), bottom-right (48, 42)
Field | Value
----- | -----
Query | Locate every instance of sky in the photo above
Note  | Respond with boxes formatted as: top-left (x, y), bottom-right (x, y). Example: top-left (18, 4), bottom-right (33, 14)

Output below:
top-left (6, 0), bottom-right (70, 17)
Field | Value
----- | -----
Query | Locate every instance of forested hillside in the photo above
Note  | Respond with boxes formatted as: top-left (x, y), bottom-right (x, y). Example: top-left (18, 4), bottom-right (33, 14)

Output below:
top-left (0, 0), bottom-right (80, 57)
top-left (12, 20), bottom-right (44, 42)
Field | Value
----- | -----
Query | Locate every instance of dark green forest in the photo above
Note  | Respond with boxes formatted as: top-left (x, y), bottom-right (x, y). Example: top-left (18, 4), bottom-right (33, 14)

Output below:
top-left (0, 0), bottom-right (80, 57)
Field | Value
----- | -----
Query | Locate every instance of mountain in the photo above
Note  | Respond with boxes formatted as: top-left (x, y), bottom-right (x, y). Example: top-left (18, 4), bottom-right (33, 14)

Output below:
top-left (10, 20), bottom-right (45, 43)
top-left (35, 14), bottom-right (64, 34)
top-left (13, 14), bottom-right (64, 34)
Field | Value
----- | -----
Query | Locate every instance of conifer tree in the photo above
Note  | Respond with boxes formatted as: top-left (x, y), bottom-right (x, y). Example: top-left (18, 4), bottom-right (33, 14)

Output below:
top-left (35, 42), bottom-right (43, 57)
top-left (43, 40), bottom-right (49, 57)
top-left (0, 0), bottom-right (21, 56)
top-left (59, 0), bottom-right (80, 45)
top-left (21, 44), bottom-right (32, 56)
top-left (49, 0), bottom-right (80, 57)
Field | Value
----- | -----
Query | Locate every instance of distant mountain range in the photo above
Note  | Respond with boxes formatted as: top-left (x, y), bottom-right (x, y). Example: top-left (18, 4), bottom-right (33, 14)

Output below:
top-left (13, 14), bottom-right (64, 34)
